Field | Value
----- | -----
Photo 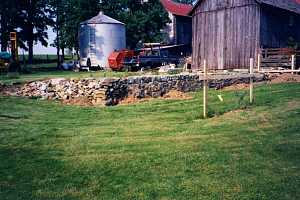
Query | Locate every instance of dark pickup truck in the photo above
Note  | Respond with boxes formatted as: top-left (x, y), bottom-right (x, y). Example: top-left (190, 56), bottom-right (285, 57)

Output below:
top-left (123, 55), bottom-right (180, 70)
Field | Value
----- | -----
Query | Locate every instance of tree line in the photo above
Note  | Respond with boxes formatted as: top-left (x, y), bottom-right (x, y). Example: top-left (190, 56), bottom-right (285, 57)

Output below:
top-left (0, 0), bottom-right (54, 64)
top-left (1, 0), bottom-right (196, 65)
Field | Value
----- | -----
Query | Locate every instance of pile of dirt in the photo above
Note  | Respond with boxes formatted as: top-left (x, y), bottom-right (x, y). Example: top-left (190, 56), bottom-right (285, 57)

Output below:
top-left (222, 83), bottom-right (249, 91)
top-left (62, 97), bottom-right (97, 106)
top-left (163, 90), bottom-right (192, 99)
top-left (120, 90), bottom-right (192, 105)
top-left (269, 73), bottom-right (300, 84)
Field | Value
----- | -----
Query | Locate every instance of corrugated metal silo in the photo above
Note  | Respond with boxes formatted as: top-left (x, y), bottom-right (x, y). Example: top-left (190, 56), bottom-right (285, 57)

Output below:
top-left (79, 12), bottom-right (126, 69)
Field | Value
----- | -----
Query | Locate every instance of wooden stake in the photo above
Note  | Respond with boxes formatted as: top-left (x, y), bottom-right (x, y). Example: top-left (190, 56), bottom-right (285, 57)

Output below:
top-left (257, 54), bottom-right (261, 72)
top-left (291, 55), bottom-right (295, 75)
top-left (203, 59), bottom-right (208, 118)
top-left (250, 58), bottom-right (254, 104)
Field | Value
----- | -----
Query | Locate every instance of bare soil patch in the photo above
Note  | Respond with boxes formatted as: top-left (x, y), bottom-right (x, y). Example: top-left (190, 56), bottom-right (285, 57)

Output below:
top-left (62, 97), bottom-right (97, 107)
top-left (285, 100), bottom-right (300, 111)
top-left (120, 90), bottom-right (192, 105)
top-left (222, 83), bottom-right (249, 91)
top-left (269, 73), bottom-right (300, 84)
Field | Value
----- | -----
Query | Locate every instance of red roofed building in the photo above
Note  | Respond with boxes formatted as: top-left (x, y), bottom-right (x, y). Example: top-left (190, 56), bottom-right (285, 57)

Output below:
top-left (160, 0), bottom-right (193, 16)
top-left (160, 0), bottom-right (193, 55)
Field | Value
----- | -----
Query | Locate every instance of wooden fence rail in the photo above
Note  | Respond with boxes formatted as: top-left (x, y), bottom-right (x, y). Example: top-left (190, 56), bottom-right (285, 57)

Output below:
top-left (258, 48), bottom-right (300, 72)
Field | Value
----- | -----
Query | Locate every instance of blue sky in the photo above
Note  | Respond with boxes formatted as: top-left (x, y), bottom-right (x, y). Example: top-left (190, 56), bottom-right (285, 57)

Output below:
top-left (30, 28), bottom-right (57, 55)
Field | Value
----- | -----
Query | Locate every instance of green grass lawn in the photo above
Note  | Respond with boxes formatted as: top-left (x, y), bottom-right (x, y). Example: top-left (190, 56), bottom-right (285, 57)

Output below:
top-left (0, 83), bottom-right (299, 200)
top-left (0, 70), bottom-right (138, 85)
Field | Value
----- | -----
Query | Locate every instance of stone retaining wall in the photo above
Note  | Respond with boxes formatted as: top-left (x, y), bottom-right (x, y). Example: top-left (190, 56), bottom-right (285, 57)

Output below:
top-left (13, 73), bottom-right (266, 106)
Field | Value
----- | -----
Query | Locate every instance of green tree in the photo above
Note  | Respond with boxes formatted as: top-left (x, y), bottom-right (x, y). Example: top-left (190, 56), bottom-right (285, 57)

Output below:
top-left (50, 0), bottom-right (100, 60)
top-left (17, 0), bottom-right (54, 64)
top-left (101, 0), bottom-right (170, 48)
top-left (50, 0), bottom-right (66, 66)
top-left (0, 0), bottom-right (19, 51)
top-left (53, 0), bottom-right (169, 56)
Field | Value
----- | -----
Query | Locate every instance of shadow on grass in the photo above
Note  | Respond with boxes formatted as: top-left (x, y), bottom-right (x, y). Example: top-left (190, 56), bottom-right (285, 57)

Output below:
top-left (0, 145), bottom-right (80, 200)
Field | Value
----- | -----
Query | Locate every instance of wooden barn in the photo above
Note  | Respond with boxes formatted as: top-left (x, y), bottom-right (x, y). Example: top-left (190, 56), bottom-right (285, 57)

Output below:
top-left (190, 0), bottom-right (300, 70)
top-left (160, 0), bottom-right (193, 55)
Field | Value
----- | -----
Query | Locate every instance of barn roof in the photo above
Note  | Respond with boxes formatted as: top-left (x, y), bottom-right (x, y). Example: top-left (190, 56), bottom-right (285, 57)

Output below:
top-left (80, 12), bottom-right (124, 25)
top-left (160, 0), bottom-right (193, 16)
top-left (190, 0), bottom-right (300, 15)
top-left (257, 0), bottom-right (300, 14)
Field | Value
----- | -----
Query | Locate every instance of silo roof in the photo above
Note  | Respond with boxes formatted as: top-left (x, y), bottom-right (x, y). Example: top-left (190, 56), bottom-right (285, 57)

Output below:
top-left (80, 12), bottom-right (125, 25)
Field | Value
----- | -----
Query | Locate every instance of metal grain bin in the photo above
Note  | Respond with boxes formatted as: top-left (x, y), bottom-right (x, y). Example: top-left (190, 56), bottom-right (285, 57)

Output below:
top-left (79, 12), bottom-right (126, 69)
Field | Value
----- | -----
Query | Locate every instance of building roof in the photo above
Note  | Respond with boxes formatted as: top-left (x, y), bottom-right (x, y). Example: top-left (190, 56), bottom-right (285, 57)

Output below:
top-left (190, 0), bottom-right (300, 15)
top-left (80, 12), bottom-right (124, 25)
top-left (160, 0), bottom-right (193, 16)
top-left (257, 0), bottom-right (300, 14)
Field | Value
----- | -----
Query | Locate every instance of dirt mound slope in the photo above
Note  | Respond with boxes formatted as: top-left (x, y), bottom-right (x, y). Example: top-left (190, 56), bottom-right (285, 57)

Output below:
top-left (222, 83), bottom-right (249, 91)
top-left (269, 73), bottom-right (300, 84)
top-left (120, 90), bottom-right (192, 105)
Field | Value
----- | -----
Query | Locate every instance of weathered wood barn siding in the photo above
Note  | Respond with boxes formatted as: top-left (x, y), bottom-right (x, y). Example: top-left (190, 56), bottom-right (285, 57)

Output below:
top-left (192, 0), bottom-right (260, 69)
top-left (191, 0), bottom-right (300, 70)
top-left (260, 4), bottom-right (300, 48)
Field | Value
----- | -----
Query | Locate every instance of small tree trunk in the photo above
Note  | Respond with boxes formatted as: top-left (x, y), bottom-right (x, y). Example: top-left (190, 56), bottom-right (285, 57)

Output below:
top-left (56, 31), bottom-right (60, 68)
top-left (61, 47), bottom-right (65, 63)
top-left (28, 39), bottom-right (34, 64)
top-left (76, 48), bottom-right (80, 60)
top-left (56, 0), bottom-right (60, 69)
top-left (26, 24), bottom-right (34, 64)
top-left (23, 51), bottom-right (26, 67)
